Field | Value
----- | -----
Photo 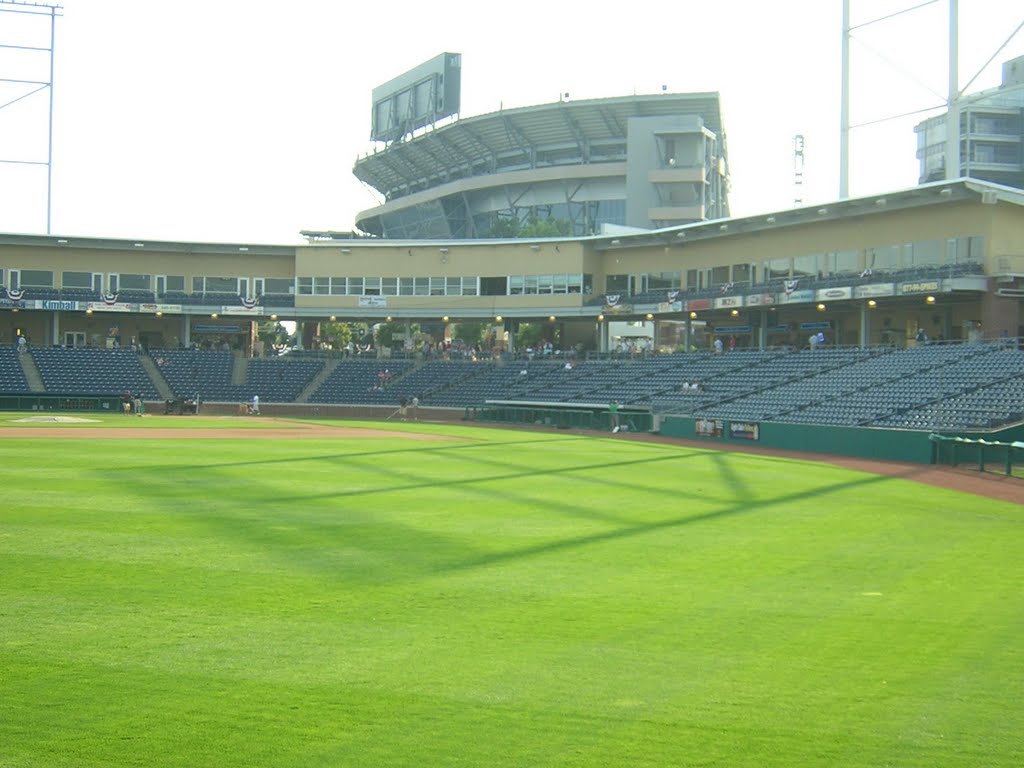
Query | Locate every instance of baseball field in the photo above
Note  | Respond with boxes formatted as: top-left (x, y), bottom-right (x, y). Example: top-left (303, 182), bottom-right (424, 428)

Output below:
top-left (1, 414), bottom-right (1022, 767)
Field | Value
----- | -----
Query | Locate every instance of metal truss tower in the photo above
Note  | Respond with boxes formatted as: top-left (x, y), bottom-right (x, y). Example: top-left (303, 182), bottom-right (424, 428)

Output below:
top-left (0, 1), bottom-right (61, 233)
top-left (793, 135), bottom-right (805, 205)
top-left (840, 0), bottom-right (1024, 198)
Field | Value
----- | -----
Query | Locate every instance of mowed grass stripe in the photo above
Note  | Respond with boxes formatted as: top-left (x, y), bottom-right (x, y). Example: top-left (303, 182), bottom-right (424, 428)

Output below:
top-left (1, 425), bottom-right (1022, 767)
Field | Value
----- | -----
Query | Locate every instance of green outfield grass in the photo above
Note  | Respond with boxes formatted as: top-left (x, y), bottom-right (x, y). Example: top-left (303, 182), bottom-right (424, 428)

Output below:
top-left (1, 419), bottom-right (1022, 767)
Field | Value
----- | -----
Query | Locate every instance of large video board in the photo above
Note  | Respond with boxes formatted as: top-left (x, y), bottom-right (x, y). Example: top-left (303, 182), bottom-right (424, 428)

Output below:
top-left (371, 52), bottom-right (462, 143)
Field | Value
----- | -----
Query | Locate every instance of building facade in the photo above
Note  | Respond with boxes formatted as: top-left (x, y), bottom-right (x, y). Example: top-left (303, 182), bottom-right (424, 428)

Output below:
top-left (916, 55), bottom-right (1024, 189)
top-left (1, 179), bottom-right (1021, 356)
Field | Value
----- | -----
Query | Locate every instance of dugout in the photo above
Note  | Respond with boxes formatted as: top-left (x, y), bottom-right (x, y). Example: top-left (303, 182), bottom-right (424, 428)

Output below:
top-left (468, 400), bottom-right (653, 432)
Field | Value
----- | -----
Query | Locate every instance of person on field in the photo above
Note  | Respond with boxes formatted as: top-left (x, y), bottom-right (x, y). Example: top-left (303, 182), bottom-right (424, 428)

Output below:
top-left (610, 400), bottom-right (620, 433)
top-left (410, 395), bottom-right (420, 420)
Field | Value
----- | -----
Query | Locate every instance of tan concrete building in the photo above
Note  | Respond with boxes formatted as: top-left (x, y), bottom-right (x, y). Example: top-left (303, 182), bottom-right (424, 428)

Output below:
top-left (1, 178), bottom-right (1021, 354)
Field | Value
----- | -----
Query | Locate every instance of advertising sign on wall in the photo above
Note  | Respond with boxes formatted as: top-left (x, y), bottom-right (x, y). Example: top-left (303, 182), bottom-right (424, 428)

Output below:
top-left (696, 418), bottom-right (724, 438)
top-left (729, 421), bottom-right (760, 440)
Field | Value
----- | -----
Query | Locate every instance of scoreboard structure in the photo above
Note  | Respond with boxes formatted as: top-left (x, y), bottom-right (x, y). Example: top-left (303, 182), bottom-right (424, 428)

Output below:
top-left (370, 52), bottom-right (462, 144)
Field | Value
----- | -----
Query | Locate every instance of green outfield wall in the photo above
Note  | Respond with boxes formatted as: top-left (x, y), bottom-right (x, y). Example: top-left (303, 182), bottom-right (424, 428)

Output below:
top-left (659, 416), bottom-right (1024, 464)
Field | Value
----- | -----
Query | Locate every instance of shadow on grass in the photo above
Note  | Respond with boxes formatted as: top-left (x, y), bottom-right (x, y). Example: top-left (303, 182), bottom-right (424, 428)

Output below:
top-left (120, 440), bottom-right (900, 588)
top-left (439, 469), bottom-right (895, 574)
top-left (98, 435), bottom-right (593, 474)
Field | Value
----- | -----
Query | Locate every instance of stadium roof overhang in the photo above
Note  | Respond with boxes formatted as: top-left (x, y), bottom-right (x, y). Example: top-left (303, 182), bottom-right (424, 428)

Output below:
top-left (590, 178), bottom-right (1024, 253)
top-left (352, 92), bottom-right (725, 201)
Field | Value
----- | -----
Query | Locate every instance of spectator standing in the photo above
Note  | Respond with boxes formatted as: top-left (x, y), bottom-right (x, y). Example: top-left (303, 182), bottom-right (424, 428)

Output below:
top-left (713, 337), bottom-right (723, 354)
top-left (610, 400), bottom-right (620, 432)
top-left (410, 395), bottom-right (420, 421)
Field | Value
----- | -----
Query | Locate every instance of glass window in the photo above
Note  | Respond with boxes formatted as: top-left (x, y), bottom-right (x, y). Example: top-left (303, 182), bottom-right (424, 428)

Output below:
top-left (866, 245), bottom-right (899, 271)
top-left (364, 277), bottom-right (381, 296)
top-left (910, 240), bottom-right (942, 267)
top-left (538, 275), bottom-right (553, 294)
top-left (62, 271), bottom-right (92, 288)
top-left (966, 235), bottom-right (983, 263)
top-left (382, 277), bottom-right (398, 296)
top-left (461, 276), bottom-right (477, 295)
top-left (686, 268), bottom-right (701, 290)
top-left (568, 274), bottom-right (582, 293)
top-left (553, 275), bottom-right (568, 294)
top-left (446, 277), bottom-right (461, 295)
top-left (524, 275), bottom-right (539, 295)
top-left (711, 265), bottom-right (730, 286)
top-left (647, 271), bottom-right (680, 290)
top-left (297, 277), bottom-right (313, 295)
top-left (606, 274), bottom-right (628, 293)
top-left (430, 277), bottom-right (445, 296)
top-left (20, 269), bottom-right (53, 287)
top-left (166, 275), bottom-right (186, 292)
top-left (792, 254), bottom-right (818, 278)
top-left (582, 274), bottom-right (593, 294)
top-left (330, 277), bottom-right (347, 295)
top-left (731, 264), bottom-right (752, 284)
top-left (399, 277), bottom-right (414, 296)
top-left (509, 276), bottom-right (524, 295)
top-left (311, 277), bottom-right (329, 295)
top-left (826, 250), bottom-right (859, 275)
top-left (263, 278), bottom-right (292, 294)
top-left (764, 258), bottom-right (790, 279)
top-left (347, 277), bottom-right (363, 295)
top-left (120, 273), bottom-right (150, 290)
top-left (205, 276), bottom-right (237, 293)
top-left (414, 277), bottom-right (429, 296)
top-left (193, 276), bottom-right (205, 293)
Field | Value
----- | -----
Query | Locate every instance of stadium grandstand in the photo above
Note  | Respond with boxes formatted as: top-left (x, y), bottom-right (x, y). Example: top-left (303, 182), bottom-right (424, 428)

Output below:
top-left (345, 93), bottom-right (730, 239)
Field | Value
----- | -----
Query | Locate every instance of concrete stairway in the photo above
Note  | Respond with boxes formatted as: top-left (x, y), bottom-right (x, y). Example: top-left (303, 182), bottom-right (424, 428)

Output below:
top-left (296, 358), bottom-right (339, 403)
top-left (139, 353), bottom-right (176, 400)
top-left (18, 351), bottom-right (46, 392)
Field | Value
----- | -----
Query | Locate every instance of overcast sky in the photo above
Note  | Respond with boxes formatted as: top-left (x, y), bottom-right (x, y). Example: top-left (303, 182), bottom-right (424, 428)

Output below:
top-left (0, 0), bottom-right (1021, 244)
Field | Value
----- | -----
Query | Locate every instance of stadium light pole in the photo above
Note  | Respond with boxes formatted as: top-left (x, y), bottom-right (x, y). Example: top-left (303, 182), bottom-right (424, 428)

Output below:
top-left (0, 1), bottom-right (61, 234)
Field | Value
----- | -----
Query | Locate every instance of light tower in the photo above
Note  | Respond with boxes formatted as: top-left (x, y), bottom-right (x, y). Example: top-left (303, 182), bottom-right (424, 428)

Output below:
top-left (793, 134), bottom-right (805, 206)
top-left (0, 1), bottom-right (61, 233)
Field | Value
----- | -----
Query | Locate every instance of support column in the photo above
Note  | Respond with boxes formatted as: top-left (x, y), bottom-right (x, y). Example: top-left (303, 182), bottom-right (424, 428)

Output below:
top-left (51, 311), bottom-right (60, 345)
top-left (182, 316), bottom-right (191, 349)
top-left (860, 303), bottom-right (870, 348)
top-left (758, 310), bottom-right (768, 350)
